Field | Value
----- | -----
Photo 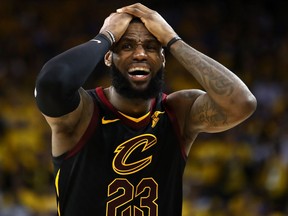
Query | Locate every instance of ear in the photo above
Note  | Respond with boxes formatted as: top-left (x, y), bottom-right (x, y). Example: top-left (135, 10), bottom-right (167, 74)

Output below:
top-left (104, 51), bottom-right (112, 67)
top-left (161, 48), bottom-right (166, 67)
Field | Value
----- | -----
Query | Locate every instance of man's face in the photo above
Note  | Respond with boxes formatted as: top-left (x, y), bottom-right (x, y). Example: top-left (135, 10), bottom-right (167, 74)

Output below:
top-left (107, 22), bottom-right (165, 99)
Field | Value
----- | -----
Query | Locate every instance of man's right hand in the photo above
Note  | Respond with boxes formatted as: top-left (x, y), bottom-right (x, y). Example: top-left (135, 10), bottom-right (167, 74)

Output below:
top-left (99, 12), bottom-right (133, 43)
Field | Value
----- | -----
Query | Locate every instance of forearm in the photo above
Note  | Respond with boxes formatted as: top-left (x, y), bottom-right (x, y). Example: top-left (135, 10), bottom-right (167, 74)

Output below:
top-left (170, 40), bottom-right (253, 107)
top-left (35, 34), bottom-right (111, 117)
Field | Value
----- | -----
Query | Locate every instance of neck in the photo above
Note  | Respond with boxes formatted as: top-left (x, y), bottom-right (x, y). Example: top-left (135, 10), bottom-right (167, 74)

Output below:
top-left (105, 86), bottom-right (153, 117)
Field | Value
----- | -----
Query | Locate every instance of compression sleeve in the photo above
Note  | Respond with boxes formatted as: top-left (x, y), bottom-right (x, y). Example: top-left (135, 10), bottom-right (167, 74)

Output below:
top-left (35, 34), bottom-right (111, 117)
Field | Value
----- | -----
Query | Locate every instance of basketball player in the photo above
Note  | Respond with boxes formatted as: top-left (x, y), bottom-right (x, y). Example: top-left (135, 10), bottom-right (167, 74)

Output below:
top-left (35, 3), bottom-right (257, 216)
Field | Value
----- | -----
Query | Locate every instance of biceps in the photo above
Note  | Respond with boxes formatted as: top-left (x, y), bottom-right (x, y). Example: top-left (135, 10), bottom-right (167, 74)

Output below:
top-left (189, 94), bottom-right (229, 133)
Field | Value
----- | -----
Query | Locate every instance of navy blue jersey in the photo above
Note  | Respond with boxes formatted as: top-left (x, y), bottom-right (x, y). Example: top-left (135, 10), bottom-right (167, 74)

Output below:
top-left (53, 87), bottom-right (187, 216)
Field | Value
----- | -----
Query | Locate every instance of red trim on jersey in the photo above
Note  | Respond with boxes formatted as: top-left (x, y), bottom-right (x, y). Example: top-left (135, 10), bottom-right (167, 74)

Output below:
top-left (162, 94), bottom-right (187, 161)
top-left (96, 87), bottom-right (156, 130)
top-left (65, 101), bottom-right (99, 159)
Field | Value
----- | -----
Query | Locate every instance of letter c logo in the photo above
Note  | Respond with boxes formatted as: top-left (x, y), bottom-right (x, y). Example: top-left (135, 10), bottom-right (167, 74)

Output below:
top-left (112, 134), bottom-right (157, 175)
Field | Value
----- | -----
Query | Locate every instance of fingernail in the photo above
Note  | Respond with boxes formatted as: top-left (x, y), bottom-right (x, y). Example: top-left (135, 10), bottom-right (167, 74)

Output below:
top-left (116, 9), bottom-right (122, 12)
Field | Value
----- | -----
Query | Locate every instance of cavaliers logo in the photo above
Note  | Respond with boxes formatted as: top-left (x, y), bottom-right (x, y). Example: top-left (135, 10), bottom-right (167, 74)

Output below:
top-left (112, 134), bottom-right (157, 175)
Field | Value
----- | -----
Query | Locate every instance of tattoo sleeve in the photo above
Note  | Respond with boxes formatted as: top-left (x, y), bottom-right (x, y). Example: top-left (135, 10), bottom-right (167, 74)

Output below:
top-left (170, 41), bottom-right (255, 131)
top-left (174, 42), bottom-right (236, 97)
top-left (167, 38), bottom-right (256, 135)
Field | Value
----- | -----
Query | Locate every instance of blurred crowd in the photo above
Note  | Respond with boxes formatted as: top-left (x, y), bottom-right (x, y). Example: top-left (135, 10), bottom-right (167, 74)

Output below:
top-left (0, 0), bottom-right (287, 215)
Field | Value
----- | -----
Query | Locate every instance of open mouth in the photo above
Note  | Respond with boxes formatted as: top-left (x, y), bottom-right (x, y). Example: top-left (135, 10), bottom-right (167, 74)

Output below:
top-left (128, 70), bottom-right (149, 77)
top-left (128, 67), bottom-right (150, 78)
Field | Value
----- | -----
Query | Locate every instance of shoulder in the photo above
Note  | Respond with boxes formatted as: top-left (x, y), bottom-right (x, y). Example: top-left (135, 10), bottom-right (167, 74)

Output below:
top-left (164, 89), bottom-right (204, 131)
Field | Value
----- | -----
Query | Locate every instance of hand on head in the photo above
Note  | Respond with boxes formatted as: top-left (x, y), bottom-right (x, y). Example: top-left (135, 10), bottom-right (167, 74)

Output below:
top-left (100, 3), bottom-right (178, 46)
top-left (99, 12), bottom-right (133, 43)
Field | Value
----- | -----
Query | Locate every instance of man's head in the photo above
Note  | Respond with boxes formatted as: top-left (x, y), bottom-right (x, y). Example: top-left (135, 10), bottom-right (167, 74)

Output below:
top-left (104, 18), bottom-right (166, 100)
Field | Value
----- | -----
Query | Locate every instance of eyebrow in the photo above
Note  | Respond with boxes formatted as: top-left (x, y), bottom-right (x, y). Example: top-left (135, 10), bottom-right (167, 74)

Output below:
top-left (120, 36), bottom-right (159, 44)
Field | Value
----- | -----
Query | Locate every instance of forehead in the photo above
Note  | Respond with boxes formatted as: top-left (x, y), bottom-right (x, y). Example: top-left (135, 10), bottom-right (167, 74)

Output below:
top-left (121, 22), bottom-right (157, 42)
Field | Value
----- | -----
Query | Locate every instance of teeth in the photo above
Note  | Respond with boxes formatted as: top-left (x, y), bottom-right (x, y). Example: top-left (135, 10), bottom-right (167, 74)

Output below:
top-left (128, 67), bottom-right (150, 73)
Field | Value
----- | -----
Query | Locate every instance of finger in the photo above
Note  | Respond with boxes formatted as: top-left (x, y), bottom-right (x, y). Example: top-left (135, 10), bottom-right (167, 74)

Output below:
top-left (117, 7), bottom-right (145, 18)
top-left (117, 3), bottom-right (150, 12)
top-left (117, 3), bottom-right (151, 17)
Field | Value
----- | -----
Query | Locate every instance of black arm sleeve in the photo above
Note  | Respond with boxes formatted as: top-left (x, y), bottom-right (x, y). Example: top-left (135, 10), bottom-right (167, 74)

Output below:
top-left (35, 34), bottom-right (111, 117)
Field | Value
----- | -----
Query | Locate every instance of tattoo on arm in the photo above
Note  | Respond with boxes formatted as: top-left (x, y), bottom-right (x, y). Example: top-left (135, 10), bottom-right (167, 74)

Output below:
top-left (195, 99), bottom-right (228, 127)
top-left (208, 73), bottom-right (234, 96)
top-left (180, 45), bottom-right (235, 96)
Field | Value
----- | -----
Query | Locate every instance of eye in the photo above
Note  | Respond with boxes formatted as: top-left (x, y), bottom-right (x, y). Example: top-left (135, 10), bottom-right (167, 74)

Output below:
top-left (145, 43), bottom-right (161, 52)
top-left (121, 43), bottom-right (134, 50)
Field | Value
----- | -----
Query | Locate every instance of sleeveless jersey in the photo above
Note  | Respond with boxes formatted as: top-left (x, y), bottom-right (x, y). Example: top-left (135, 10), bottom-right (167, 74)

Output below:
top-left (53, 87), bottom-right (187, 216)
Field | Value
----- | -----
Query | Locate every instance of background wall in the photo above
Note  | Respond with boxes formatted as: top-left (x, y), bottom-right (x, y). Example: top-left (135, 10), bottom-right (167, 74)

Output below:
top-left (0, 0), bottom-right (287, 215)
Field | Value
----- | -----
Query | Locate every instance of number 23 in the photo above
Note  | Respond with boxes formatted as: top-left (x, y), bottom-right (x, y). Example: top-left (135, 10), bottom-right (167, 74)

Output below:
top-left (106, 178), bottom-right (158, 216)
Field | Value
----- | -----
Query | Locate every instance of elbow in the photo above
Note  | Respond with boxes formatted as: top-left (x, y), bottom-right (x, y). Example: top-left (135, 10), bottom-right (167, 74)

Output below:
top-left (238, 93), bottom-right (257, 119)
top-left (36, 61), bottom-right (70, 94)
top-left (35, 62), bottom-right (80, 117)
top-left (224, 93), bottom-right (257, 128)
top-left (246, 93), bottom-right (257, 114)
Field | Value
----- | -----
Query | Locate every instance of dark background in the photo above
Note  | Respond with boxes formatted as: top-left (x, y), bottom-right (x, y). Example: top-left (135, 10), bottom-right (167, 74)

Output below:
top-left (0, 0), bottom-right (287, 215)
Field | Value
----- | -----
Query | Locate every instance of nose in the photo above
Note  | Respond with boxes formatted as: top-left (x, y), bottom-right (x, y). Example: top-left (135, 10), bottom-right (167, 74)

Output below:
top-left (133, 44), bottom-right (147, 60)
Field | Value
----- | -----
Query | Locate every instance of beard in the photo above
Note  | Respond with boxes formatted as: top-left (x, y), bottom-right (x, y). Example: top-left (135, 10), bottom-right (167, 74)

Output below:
top-left (109, 63), bottom-right (164, 100)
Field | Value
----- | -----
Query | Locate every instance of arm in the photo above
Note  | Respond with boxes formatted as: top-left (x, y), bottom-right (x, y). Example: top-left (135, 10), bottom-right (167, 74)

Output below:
top-left (35, 34), bottom-right (111, 117)
top-left (169, 41), bottom-right (257, 133)
top-left (35, 12), bottom-right (133, 155)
